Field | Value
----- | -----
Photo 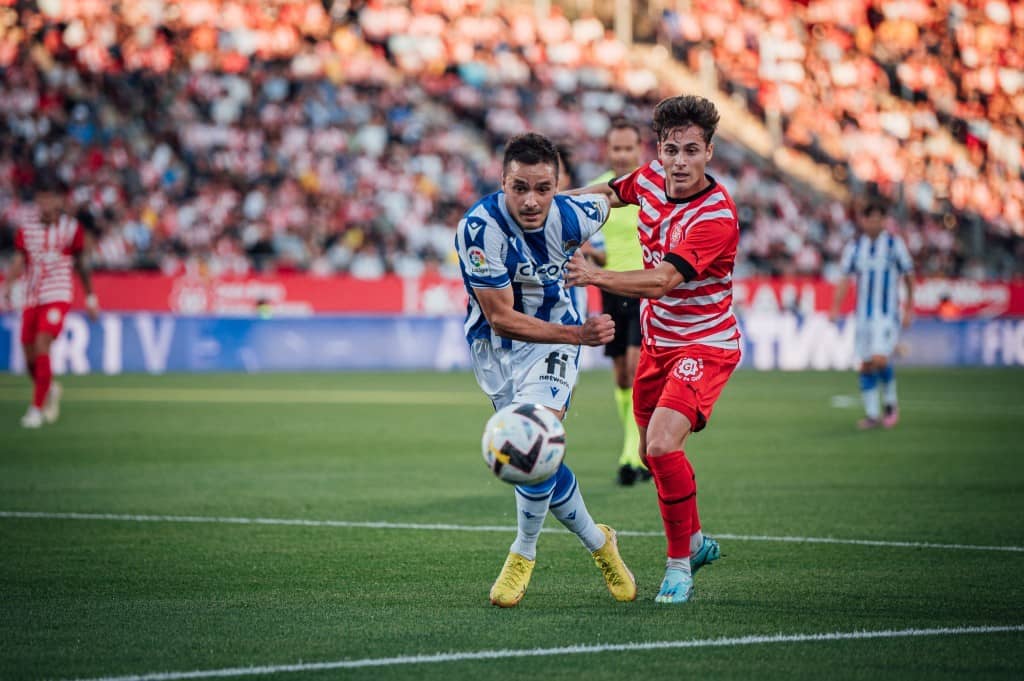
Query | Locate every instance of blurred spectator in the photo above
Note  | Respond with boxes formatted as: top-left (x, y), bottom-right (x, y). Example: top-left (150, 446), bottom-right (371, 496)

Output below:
top-left (665, 0), bottom-right (1023, 278)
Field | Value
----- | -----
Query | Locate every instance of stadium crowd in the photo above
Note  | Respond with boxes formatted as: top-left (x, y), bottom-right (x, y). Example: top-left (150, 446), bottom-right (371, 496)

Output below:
top-left (665, 0), bottom-right (1023, 270)
top-left (0, 0), bottom-right (1021, 282)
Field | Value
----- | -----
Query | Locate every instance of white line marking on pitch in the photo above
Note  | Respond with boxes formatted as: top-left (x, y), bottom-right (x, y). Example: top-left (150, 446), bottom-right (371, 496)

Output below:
top-left (62, 625), bottom-right (1024, 681)
top-left (3, 511), bottom-right (1022, 553)
top-left (0, 386), bottom-right (483, 406)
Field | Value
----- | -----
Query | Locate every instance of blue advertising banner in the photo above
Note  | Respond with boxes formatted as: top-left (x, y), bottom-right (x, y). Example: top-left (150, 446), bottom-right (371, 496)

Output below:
top-left (2, 313), bottom-right (1023, 374)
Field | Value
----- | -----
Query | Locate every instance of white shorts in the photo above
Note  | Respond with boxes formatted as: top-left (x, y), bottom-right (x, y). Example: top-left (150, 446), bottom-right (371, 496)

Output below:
top-left (854, 317), bottom-right (899, 362)
top-left (572, 286), bottom-right (589, 319)
top-left (470, 340), bottom-right (580, 412)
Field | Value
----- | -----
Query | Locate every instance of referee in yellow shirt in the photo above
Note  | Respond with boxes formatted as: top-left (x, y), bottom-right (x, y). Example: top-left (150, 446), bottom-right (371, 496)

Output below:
top-left (591, 119), bottom-right (648, 486)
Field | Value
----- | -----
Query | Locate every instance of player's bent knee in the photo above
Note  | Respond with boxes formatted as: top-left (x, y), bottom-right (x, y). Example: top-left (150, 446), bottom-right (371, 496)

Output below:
top-left (646, 436), bottom-right (681, 458)
top-left (35, 334), bottom-right (55, 357)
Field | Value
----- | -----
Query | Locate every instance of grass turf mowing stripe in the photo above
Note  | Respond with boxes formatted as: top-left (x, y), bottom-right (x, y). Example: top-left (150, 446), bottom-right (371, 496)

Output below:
top-left (62, 625), bottom-right (1024, 681)
top-left (0, 386), bottom-right (482, 406)
top-left (3, 511), bottom-right (1022, 553)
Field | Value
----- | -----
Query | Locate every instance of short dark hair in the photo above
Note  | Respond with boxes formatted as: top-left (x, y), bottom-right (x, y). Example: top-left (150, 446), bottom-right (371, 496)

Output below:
top-left (862, 198), bottom-right (888, 217)
top-left (608, 117), bottom-right (642, 142)
top-left (652, 95), bottom-right (720, 145)
top-left (502, 132), bottom-right (559, 177)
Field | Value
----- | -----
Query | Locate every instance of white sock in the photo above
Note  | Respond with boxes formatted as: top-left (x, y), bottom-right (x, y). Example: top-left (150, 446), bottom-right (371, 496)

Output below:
top-left (861, 386), bottom-right (880, 419)
top-left (666, 556), bottom-right (692, 577)
top-left (689, 530), bottom-right (704, 556)
top-left (509, 486), bottom-right (552, 561)
top-left (549, 473), bottom-right (605, 553)
top-left (882, 378), bottom-right (897, 407)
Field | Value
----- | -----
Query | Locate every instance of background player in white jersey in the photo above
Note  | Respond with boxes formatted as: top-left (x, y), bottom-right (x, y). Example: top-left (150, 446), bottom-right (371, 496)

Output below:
top-left (455, 133), bottom-right (636, 608)
top-left (830, 200), bottom-right (915, 429)
top-left (2, 189), bottom-right (100, 428)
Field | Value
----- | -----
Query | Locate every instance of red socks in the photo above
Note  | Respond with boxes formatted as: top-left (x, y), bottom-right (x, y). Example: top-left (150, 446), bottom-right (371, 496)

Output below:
top-left (647, 450), bottom-right (697, 559)
top-left (32, 354), bottom-right (51, 409)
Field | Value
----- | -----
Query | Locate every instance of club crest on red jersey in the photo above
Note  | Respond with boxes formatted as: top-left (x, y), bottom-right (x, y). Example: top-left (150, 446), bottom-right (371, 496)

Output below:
top-left (669, 224), bottom-right (683, 248)
top-left (673, 356), bottom-right (704, 382)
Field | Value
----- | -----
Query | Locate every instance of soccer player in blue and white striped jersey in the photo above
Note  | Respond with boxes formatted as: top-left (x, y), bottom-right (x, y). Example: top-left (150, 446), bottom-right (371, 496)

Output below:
top-left (831, 200), bottom-right (915, 429)
top-left (454, 132), bottom-right (636, 607)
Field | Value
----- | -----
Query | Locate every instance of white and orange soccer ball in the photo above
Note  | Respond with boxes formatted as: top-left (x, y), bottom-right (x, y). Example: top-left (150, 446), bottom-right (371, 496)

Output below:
top-left (481, 403), bottom-right (565, 485)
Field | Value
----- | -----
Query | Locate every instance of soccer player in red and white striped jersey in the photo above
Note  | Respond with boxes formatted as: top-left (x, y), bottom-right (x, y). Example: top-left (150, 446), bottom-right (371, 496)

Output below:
top-left (565, 95), bottom-right (739, 604)
top-left (2, 190), bottom-right (99, 428)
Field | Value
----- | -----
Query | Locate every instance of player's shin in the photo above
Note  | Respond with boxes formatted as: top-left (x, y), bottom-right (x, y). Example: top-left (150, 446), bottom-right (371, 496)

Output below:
top-left (614, 388), bottom-right (641, 467)
top-left (618, 389), bottom-right (645, 469)
top-left (647, 450), bottom-right (696, 561)
top-left (510, 478), bottom-right (556, 560)
top-left (548, 464), bottom-right (605, 551)
top-left (32, 353), bottom-right (52, 409)
top-left (879, 364), bottom-right (897, 406)
top-left (859, 370), bottom-right (880, 420)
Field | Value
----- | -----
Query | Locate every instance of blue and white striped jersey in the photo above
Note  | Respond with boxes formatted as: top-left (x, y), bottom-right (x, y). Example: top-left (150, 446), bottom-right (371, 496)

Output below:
top-left (839, 232), bottom-right (914, 322)
top-left (455, 192), bottom-right (610, 349)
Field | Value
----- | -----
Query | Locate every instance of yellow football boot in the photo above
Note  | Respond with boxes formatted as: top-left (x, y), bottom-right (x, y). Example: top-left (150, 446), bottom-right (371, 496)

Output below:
top-left (489, 552), bottom-right (535, 607)
top-left (591, 524), bottom-right (637, 602)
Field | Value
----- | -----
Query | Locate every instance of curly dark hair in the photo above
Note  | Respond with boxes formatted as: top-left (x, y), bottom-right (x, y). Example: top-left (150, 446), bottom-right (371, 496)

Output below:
top-left (652, 95), bottom-right (720, 145)
top-left (502, 132), bottom-right (559, 177)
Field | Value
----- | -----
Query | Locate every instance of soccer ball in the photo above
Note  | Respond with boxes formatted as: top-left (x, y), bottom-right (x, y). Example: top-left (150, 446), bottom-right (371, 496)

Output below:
top-left (481, 403), bottom-right (566, 485)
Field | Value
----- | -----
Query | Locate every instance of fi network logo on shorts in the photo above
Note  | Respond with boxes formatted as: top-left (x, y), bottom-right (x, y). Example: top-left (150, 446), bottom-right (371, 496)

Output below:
top-left (673, 356), bottom-right (704, 382)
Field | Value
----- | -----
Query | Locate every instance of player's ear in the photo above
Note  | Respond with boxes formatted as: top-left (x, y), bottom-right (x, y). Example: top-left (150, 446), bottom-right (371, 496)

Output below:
top-left (706, 141), bottom-right (714, 162)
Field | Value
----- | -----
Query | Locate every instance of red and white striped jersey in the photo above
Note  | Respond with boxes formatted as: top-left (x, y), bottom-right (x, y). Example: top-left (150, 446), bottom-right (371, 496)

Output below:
top-left (611, 161), bottom-right (741, 349)
top-left (15, 214), bottom-right (85, 307)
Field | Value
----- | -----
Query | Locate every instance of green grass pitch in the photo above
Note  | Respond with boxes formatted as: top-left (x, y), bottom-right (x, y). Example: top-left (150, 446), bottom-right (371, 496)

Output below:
top-left (1, 368), bottom-right (1023, 680)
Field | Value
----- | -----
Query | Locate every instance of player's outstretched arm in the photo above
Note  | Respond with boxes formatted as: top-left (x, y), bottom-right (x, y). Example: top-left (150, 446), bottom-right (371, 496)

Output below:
top-left (562, 182), bottom-right (625, 209)
top-left (564, 251), bottom-right (682, 299)
top-left (1, 251), bottom-right (25, 310)
top-left (901, 273), bottom-right (915, 329)
top-left (580, 240), bottom-right (607, 267)
top-left (830, 277), bottom-right (850, 323)
top-left (473, 285), bottom-right (614, 346)
top-left (73, 251), bottom-right (99, 321)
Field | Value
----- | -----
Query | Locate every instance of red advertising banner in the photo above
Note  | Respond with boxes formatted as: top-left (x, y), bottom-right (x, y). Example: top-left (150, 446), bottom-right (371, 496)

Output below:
top-left (62, 273), bottom-right (1024, 318)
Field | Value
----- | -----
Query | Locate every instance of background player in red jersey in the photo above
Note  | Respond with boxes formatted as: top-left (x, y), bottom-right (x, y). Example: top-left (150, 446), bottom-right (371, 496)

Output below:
top-left (2, 189), bottom-right (99, 428)
top-left (565, 95), bottom-right (740, 605)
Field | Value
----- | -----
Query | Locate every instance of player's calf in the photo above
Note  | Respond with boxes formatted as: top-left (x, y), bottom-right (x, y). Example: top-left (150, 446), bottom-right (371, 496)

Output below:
top-left (43, 381), bottom-right (62, 424)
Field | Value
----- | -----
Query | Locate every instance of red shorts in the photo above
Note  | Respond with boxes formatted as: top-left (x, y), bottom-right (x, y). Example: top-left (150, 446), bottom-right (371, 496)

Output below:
top-left (633, 344), bottom-right (741, 431)
top-left (20, 302), bottom-right (71, 345)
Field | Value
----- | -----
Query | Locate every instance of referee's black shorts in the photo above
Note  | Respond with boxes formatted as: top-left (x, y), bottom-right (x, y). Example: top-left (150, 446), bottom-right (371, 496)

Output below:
top-left (601, 291), bottom-right (642, 358)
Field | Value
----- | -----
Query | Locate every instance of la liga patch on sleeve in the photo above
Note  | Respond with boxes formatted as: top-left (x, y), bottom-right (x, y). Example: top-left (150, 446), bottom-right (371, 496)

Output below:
top-left (467, 246), bottom-right (488, 275)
